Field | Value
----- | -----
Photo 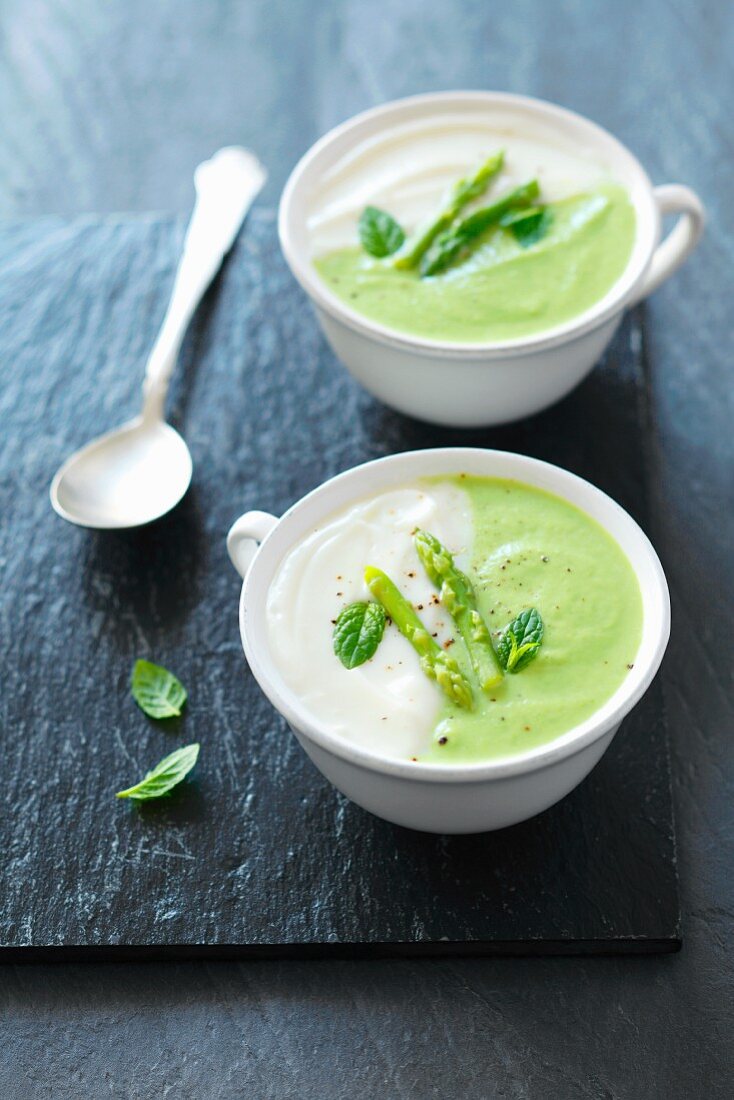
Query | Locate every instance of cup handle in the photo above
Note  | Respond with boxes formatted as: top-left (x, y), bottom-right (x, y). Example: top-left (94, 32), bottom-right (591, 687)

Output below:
top-left (227, 511), bottom-right (278, 578)
top-left (629, 184), bottom-right (705, 306)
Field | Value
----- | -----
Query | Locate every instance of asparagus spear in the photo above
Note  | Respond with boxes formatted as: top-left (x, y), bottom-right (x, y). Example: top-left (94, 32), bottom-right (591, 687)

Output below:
top-left (420, 179), bottom-right (540, 276)
top-left (414, 529), bottom-right (504, 692)
top-left (393, 151), bottom-right (505, 270)
top-left (364, 565), bottom-right (473, 710)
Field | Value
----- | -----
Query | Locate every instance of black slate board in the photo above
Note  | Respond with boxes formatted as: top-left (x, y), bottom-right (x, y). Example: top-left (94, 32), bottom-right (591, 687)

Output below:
top-left (0, 213), bottom-right (679, 959)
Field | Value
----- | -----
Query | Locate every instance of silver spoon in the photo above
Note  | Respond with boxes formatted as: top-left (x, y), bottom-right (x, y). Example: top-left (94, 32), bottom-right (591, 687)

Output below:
top-left (50, 146), bottom-right (266, 529)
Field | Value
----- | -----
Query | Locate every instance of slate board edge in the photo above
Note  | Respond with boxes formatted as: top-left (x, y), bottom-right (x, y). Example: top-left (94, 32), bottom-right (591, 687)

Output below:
top-left (638, 309), bottom-right (684, 946)
top-left (0, 937), bottom-right (682, 964)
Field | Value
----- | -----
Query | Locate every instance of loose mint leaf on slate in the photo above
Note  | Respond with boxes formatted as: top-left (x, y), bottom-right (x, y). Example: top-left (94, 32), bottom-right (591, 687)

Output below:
top-left (116, 743), bottom-right (200, 801)
top-left (131, 659), bottom-right (187, 718)
top-left (333, 601), bottom-right (387, 669)
top-left (358, 206), bottom-right (406, 258)
top-left (497, 608), bottom-right (545, 672)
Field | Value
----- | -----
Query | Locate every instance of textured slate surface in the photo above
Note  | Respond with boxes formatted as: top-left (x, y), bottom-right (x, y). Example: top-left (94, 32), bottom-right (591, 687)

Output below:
top-left (0, 214), bottom-right (677, 957)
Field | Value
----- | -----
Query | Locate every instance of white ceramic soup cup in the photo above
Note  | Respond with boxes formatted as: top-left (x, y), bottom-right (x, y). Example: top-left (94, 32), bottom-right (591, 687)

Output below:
top-left (227, 448), bottom-right (670, 834)
top-left (279, 91), bottom-right (704, 428)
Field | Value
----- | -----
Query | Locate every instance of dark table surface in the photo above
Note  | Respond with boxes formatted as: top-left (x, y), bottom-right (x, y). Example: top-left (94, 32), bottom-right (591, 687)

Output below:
top-left (1, 1), bottom-right (732, 1097)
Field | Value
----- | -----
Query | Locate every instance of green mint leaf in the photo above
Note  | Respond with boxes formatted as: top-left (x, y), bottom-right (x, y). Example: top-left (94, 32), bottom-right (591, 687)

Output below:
top-left (504, 630), bottom-right (519, 670)
top-left (333, 601), bottom-right (386, 669)
top-left (497, 608), bottom-right (544, 672)
top-left (500, 205), bottom-right (552, 248)
top-left (116, 743), bottom-right (200, 801)
top-left (131, 659), bottom-right (187, 718)
top-left (358, 206), bottom-right (405, 258)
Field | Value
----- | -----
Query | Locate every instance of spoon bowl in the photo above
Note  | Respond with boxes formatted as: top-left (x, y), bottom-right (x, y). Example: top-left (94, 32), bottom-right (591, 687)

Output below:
top-left (51, 418), bottom-right (193, 529)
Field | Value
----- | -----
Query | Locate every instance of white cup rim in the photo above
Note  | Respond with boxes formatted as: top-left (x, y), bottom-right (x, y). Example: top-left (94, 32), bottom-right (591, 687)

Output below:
top-left (278, 90), bottom-right (660, 358)
top-left (238, 448), bottom-right (670, 783)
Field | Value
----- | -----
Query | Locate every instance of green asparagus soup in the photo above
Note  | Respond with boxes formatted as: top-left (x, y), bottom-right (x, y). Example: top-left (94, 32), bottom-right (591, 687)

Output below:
top-left (314, 184), bottom-right (635, 343)
top-left (421, 475), bottom-right (643, 764)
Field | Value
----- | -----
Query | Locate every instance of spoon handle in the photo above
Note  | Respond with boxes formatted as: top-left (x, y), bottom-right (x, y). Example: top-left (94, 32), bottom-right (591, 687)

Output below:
top-left (142, 146), bottom-right (267, 421)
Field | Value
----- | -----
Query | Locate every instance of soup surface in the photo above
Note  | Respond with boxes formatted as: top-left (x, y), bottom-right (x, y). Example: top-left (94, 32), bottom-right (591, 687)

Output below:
top-left (308, 112), bottom-right (636, 342)
top-left (266, 475), bottom-right (643, 764)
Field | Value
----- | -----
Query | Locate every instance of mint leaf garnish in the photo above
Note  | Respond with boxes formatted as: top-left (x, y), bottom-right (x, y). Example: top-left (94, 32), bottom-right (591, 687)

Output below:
top-left (131, 659), bottom-right (187, 718)
top-left (497, 608), bottom-right (544, 672)
top-left (333, 601), bottom-right (386, 669)
top-left (358, 206), bottom-right (405, 258)
top-left (116, 743), bottom-right (200, 801)
top-left (500, 205), bottom-right (551, 247)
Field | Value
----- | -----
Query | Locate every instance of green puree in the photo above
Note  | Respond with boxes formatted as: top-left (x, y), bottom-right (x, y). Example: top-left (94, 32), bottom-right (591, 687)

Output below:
top-left (314, 184), bottom-right (635, 343)
top-left (421, 475), bottom-right (643, 764)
